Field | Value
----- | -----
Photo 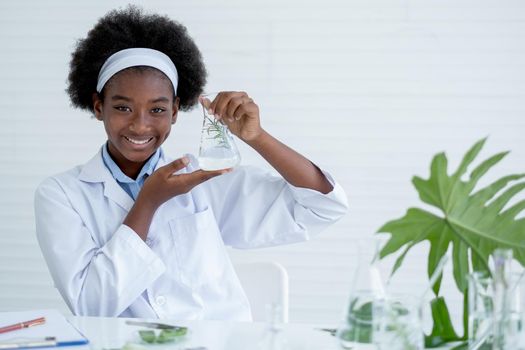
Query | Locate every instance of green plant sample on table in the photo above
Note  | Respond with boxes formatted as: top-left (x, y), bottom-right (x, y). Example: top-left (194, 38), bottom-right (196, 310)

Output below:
top-left (138, 328), bottom-right (188, 343)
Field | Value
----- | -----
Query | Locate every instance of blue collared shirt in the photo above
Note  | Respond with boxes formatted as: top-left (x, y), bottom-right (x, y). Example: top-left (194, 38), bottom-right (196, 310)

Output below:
top-left (101, 143), bottom-right (162, 200)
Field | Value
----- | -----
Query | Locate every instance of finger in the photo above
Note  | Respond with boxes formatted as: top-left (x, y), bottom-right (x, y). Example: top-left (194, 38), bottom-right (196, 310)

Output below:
top-left (231, 97), bottom-right (254, 121)
top-left (212, 91), bottom-right (246, 120)
top-left (232, 107), bottom-right (247, 122)
top-left (209, 92), bottom-right (228, 118)
top-left (196, 168), bottom-right (232, 181)
top-left (233, 101), bottom-right (258, 121)
top-left (226, 96), bottom-right (251, 122)
top-left (160, 157), bottom-right (189, 175)
top-left (183, 168), bottom-right (232, 188)
top-left (199, 96), bottom-right (213, 114)
top-left (208, 92), bottom-right (224, 115)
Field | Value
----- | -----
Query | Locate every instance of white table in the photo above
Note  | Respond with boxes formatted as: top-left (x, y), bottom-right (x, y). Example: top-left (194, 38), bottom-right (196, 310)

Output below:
top-left (68, 316), bottom-right (341, 350)
top-left (67, 316), bottom-right (460, 350)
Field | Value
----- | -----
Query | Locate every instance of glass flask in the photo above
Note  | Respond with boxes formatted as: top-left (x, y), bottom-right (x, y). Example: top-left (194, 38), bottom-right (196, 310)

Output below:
top-left (198, 93), bottom-right (241, 170)
top-left (336, 238), bottom-right (386, 349)
top-left (468, 271), bottom-right (494, 350)
top-left (373, 293), bottom-right (424, 350)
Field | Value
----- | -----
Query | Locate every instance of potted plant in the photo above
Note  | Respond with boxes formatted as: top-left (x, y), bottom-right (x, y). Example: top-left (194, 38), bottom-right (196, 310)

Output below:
top-left (377, 138), bottom-right (525, 348)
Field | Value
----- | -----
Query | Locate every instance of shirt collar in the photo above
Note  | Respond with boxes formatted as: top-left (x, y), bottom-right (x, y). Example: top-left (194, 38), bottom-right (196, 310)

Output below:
top-left (101, 142), bottom-right (162, 183)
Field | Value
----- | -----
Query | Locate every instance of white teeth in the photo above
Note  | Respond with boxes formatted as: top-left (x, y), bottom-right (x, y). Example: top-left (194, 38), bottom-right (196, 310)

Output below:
top-left (125, 136), bottom-right (152, 145)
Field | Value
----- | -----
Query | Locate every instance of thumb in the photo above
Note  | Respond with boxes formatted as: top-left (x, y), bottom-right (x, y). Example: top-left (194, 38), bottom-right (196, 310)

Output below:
top-left (199, 96), bottom-right (212, 112)
top-left (161, 156), bottom-right (189, 174)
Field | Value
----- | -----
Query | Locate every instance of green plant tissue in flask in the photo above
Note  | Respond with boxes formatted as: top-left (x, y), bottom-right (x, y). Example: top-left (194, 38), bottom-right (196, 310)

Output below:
top-left (198, 93), bottom-right (241, 171)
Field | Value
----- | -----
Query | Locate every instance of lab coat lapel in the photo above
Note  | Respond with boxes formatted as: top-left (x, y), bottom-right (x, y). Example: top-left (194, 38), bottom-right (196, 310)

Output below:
top-left (78, 148), bottom-right (134, 212)
top-left (103, 180), bottom-right (134, 212)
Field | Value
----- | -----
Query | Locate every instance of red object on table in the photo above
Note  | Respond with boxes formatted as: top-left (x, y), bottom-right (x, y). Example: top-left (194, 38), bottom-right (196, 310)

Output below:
top-left (0, 317), bottom-right (46, 334)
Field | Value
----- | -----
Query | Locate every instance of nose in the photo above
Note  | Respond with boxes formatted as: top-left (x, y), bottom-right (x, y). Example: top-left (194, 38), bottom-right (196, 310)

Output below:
top-left (129, 109), bottom-right (150, 133)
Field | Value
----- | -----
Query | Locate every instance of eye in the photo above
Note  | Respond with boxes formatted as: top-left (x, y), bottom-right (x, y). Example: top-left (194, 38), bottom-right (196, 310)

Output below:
top-left (114, 106), bottom-right (131, 112)
top-left (151, 107), bottom-right (166, 114)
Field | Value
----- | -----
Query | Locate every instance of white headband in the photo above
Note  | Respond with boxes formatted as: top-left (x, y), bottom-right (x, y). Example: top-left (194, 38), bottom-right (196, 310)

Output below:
top-left (96, 48), bottom-right (178, 94)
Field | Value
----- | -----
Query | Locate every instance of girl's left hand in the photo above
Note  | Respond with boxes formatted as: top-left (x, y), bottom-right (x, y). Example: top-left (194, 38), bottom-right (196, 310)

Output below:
top-left (202, 91), bottom-right (263, 142)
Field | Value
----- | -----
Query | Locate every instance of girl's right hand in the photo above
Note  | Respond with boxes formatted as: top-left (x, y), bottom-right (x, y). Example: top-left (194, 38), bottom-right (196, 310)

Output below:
top-left (138, 156), bottom-right (231, 209)
top-left (124, 157), bottom-right (230, 240)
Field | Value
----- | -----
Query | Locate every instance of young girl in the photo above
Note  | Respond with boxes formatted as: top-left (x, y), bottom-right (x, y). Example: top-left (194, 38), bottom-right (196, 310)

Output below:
top-left (34, 6), bottom-right (348, 320)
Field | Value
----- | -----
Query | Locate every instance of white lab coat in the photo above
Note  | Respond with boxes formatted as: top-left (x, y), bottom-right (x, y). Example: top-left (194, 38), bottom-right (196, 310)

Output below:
top-left (34, 148), bottom-right (348, 320)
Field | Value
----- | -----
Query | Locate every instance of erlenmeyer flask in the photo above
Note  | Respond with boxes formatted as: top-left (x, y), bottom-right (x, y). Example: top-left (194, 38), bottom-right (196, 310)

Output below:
top-left (198, 93), bottom-right (241, 170)
top-left (336, 237), bottom-right (386, 349)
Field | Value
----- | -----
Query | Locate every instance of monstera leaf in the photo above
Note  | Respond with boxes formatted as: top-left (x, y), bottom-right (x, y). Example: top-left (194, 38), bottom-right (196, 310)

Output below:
top-left (377, 138), bottom-right (525, 346)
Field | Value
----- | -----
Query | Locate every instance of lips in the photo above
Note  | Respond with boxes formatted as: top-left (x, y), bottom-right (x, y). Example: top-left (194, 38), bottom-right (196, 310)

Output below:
top-left (124, 135), bottom-right (154, 145)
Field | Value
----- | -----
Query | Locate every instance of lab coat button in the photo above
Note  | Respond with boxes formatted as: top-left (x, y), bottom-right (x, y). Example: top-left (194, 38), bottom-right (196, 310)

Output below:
top-left (155, 295), bottom-right (166, 306)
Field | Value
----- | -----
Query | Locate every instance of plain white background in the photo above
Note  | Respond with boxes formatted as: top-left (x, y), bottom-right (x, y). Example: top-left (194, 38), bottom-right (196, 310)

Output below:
top-left (1, 0), bottom-right (524, 330)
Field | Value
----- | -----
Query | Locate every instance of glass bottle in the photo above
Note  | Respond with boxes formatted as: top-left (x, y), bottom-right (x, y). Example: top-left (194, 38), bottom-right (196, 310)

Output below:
top-left (373, 293), bottom-right (424, 350)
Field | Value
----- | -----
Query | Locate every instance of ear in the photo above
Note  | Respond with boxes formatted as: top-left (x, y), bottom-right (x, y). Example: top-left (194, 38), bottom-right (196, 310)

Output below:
top-left (171, 97), bottom-right (180, 124)
top-left (92, 92), bottom-right (103, 121)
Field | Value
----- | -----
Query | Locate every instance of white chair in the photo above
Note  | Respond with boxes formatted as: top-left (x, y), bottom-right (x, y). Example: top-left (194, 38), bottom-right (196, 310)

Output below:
top-left (234, 261), bottom-right (289, 323)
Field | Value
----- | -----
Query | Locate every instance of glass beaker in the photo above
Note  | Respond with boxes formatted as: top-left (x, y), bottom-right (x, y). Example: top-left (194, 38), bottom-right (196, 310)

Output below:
top-left (468, 270), bottom-right (525, 350)
top-left (198, 93), bottom-right (241, 170)
top-left (505, 272), bottom-right (525, 350)
top-left (468, 271), bottom-right (494, 350)
top-left (492, 249), bottom-right (514, 350)
top-left (373, 294), bottom-right (424, 350)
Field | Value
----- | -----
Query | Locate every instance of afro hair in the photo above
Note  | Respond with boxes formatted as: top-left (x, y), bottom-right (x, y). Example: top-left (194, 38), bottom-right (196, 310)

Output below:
top-left (67, 5), bottom-right (207, 113)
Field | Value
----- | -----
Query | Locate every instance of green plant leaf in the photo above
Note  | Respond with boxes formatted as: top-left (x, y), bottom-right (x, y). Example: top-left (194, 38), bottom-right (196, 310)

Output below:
top-left (156, 328), bottom-right (187, 343)
top-left (424, 297), bottom-right (461, 347)
top-left (138, 330), bottom-right (156, 343)
top-left (138, 328), bottom-right (188, 344)
top-left (377, 138), bottom-right (525, 343)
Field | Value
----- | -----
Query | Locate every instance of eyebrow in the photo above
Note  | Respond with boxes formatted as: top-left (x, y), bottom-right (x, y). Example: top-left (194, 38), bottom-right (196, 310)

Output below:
top-left (111, 95), bottom-right (132, 102)
top-left (149, 97), bottom-right (170, 103)
top-left (110, 95), bottom-right (170, 103)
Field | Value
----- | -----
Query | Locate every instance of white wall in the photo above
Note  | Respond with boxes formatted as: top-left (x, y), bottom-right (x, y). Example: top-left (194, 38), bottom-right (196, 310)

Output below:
top-left (1, 0), bottom-right (524, 328)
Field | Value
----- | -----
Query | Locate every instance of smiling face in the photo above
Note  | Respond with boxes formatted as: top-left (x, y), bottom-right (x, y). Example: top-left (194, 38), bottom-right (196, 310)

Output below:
top-left (93, 67), bottom-right (179, 178)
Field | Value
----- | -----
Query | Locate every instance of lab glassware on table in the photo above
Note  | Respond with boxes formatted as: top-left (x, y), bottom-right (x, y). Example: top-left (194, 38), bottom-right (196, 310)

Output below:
top-left (337, 290), bottom-right (375, 349)
top-left (467, 249), bottom-right (525, 350)
top-left (336, 238), bottom-right (385, 349)
top-left (468, 271), bottom-right (494, 349)
top-left (373, 294), bottom-right (424, 350)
